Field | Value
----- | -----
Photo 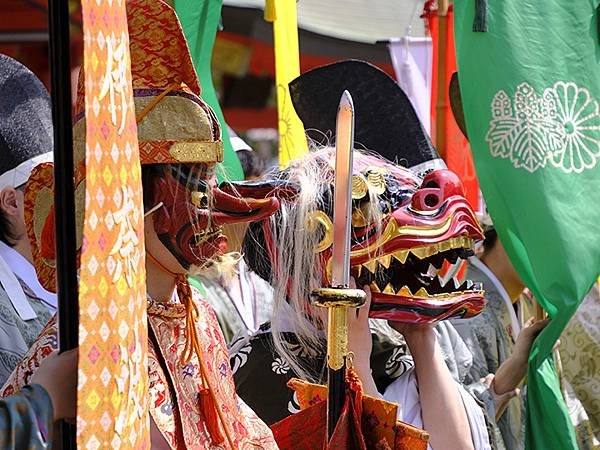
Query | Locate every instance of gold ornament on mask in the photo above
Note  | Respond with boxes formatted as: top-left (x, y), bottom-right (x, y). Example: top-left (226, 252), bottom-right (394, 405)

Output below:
top-left (306, 210), bottom-right (334, 253)
top-left (351, 174), bottom-right (368, 199)
top-left (191, 191), bottom-right (208, 208)
top-left (366, 167), bottom-right (386, 195)
top-left (351, 207), bottom-right (368, 228)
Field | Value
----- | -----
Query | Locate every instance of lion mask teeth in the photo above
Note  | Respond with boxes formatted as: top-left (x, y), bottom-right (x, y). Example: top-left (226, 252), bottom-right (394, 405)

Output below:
top-left (353, 235), bottom-right (480, 299)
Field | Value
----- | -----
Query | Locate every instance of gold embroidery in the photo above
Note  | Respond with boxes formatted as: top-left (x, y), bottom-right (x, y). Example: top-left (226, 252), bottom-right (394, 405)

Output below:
top-left (98, 32), bottom-right (129, 134)
top-left (109, 186), bottom-right (140, 287)
top-left (169, 141), bottom-right (224, 163)
top-left (134, 95), bottom-right (214, 142)
top-left (33, 187), bottom-right (53, 247)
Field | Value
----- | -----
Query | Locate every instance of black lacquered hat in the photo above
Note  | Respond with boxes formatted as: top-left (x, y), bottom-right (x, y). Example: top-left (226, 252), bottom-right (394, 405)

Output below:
top-left (289, 59), bottom-right (444, 173)
top-left (0, 54), bottom-right (53, 188)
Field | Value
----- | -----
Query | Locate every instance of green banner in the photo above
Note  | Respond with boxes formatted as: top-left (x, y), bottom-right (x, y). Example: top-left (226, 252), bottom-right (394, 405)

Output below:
top-left (175, 0), bottom-right (244, 182)
top-left (454, 1), bottom-right (600, 449)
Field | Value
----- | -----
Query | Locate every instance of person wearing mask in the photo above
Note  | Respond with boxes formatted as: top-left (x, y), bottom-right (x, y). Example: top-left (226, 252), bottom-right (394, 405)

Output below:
top-left (190, 130), bottom-right (274, 343)
top-left (1, 2), bottom-right (280, 448)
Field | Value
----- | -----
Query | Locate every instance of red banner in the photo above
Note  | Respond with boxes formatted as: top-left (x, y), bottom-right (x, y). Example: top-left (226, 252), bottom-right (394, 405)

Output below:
top-left (424, 4), bottom-right (479, 211)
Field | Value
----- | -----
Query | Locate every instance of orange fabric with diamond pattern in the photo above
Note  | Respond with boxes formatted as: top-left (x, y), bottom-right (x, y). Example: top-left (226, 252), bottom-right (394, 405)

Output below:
top-left (76, 0), bottom-right (149, 447)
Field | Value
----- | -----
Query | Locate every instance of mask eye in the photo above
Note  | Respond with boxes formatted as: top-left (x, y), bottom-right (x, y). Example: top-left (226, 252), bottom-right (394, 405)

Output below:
top-left (191, 191), bottom-right (208, 208)
top-left (352, 208), bottom-right (367, 227)
top-left (351, 201), bottom-right (372, 227)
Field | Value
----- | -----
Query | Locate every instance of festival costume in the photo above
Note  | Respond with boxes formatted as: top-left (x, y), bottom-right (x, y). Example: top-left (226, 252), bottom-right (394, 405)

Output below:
top-left (227, 61), bottom-right (489, 448)
top-left (0, 272), bottom-right (52, 387)
top-left (451, 257), bottom-right (525, 450)
top-left (556, 284), bottom-right (600, 448)
top-left (1, 2), bottom-right (278, 449)
top-left (230, 320), bottom-right (414, 426)
top-left (190, 259), bottom-right (275, 343)
top-left (0, 55), bottom-right (56, 387)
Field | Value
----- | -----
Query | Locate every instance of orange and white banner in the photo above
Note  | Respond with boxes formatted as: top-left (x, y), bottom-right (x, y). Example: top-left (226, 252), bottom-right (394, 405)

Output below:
top-left (77, 0), bottom-right (149, 447)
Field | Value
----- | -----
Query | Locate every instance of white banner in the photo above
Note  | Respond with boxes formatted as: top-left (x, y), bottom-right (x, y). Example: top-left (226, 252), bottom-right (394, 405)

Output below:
top-left (386, 37), bottom-right (433, 134)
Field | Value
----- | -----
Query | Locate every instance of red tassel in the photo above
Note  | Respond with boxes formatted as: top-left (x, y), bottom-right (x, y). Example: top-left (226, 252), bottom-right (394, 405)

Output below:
top-left (346, 367), bottom-right (364, 420)
top-left (199, 388), bottom-right (225, 445)
top-left (144, 258), bottom-right (235, 448)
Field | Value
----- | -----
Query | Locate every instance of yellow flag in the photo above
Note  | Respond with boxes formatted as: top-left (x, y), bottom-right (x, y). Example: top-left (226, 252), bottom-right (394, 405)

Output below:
top-left (266, 0), bottom-right (309, 166)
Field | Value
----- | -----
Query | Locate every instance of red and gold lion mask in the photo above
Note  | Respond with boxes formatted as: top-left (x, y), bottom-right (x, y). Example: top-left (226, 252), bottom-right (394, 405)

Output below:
top-left (229, 149), bottom-right (485, 323)
top-left (225, 60), bottom-right (486, 323)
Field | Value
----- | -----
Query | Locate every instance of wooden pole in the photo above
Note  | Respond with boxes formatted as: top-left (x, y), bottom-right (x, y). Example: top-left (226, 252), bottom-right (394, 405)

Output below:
top-left (438, 0), bottom-right (450, 16)
top-left (48, 0), bottom-right (78, 448)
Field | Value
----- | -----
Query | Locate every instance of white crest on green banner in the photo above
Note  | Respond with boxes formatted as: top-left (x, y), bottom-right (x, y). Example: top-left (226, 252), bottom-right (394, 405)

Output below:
top-left (486, 81), bottom-right (600, 173)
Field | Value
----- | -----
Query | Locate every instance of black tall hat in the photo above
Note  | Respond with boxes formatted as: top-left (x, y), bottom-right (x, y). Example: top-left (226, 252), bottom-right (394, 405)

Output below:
top-left (289, 59), bottom-right (444, 173)
top-left (0, 54), bottom-right (53, 188)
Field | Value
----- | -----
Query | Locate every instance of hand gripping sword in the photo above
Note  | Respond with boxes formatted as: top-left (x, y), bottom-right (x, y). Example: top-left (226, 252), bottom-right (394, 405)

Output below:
top-left (310, 91), bottom-right (367, 441)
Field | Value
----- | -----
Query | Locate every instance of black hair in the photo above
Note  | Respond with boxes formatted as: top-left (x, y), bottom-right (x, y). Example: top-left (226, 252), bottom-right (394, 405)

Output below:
top-left (0, 209), bottom-right (17, 246)
top-left (236, 150), bottom-right (266, 180)
top-left (141, 164), bottom-right (165, 211)
top-left (482, 228), bottom-right (498, 253)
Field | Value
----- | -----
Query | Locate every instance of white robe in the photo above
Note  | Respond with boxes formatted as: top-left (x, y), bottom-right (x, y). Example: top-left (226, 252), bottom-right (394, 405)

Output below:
top-left (384, 367), bottom-right (491, 450)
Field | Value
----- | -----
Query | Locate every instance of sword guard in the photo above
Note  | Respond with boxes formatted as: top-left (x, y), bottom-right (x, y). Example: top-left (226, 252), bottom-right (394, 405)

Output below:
top-left (310, 287), bottom-right (366, 309)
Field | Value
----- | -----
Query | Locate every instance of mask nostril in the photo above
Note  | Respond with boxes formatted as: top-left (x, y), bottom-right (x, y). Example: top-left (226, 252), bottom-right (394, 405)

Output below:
top-left (424, 194), bottom-right (438, 207)
top-left (424, 180), bottom-right (439, 189)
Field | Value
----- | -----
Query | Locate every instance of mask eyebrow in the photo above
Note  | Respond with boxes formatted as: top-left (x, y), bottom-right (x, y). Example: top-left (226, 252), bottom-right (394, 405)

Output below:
top-left (170, 164), bottom-right (210, 192)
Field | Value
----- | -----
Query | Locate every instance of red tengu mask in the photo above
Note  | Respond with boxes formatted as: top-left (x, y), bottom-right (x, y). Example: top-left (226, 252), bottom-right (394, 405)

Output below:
top-left (149, 163), bottom-right (279, 269)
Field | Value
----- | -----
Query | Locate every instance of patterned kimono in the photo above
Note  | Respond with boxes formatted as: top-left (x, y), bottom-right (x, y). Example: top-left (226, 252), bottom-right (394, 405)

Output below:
top-left (1, 288), bottom-right (276, 450)
top-left (229, 321), bottom-right (414, 426)
top-left (451, 257), bottom-right (525, 450)
top-left (558, 284), bottom-right (600, 448)
top-left (0, 279), bottom-right (52, 387)
top-left (231, 320), bottom-right (491, 449)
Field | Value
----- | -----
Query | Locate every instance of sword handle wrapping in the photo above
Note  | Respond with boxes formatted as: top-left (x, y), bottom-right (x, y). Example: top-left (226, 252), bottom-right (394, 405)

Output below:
top-left (327, 306), bottom-right (348, 370)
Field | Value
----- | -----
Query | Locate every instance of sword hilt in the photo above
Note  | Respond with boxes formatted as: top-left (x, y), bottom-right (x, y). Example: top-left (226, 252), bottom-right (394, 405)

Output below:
top-left (310, 287), bottom-right (366, 370)
top-left (310, 287), bottom-right (366, 308)
top-left (311, 287), bottom-right (366, 438)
